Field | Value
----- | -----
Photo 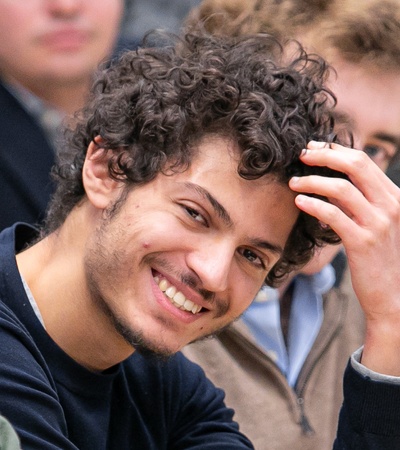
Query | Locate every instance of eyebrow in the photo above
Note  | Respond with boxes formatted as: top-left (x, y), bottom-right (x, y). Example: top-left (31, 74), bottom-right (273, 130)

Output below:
top-left (184, 182), bottom-right (233, 226)
top-left (333, 112), bottom-right (400, 150)
top-left (374, 133), bottom-right (400, 164)
top-left (374, 132), bottom-right (400, 147)
top-left (183, 182), bottom-right (284, 256)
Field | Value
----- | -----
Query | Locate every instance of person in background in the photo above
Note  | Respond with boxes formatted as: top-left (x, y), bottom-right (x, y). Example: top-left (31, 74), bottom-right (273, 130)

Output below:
top-left (183, 1), bottom-right (400, 448)
top-left (1, 28), bottom-right (400, 449)
top-left (188, 0), bottom-right (400, 176)
top-left (0, 0), bottom-right (125, 231)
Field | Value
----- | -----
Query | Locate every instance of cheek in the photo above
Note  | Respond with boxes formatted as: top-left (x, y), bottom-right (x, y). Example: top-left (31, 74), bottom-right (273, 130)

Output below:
top-left (90, 2), bottom-right (123, 33)
top-left (230, 279), bottom-right (263, 317)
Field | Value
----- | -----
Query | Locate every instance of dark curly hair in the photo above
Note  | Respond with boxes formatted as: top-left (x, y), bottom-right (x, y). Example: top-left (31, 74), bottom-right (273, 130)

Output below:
top-left (45, 30), bottom-right (350, 286)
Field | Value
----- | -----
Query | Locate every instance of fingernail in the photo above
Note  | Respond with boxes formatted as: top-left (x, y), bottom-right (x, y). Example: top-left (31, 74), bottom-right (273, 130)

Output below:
top-left (308, 140), bottom-right (327, 148)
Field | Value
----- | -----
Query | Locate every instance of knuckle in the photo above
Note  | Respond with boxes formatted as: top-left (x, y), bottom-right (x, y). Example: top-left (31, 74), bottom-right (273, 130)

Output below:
top-left (335, 178), bottom-right (353, 197)
top-left (348, 150), bottom-right (369, 170)
top-left (323, 203), bottom-right (339, 223)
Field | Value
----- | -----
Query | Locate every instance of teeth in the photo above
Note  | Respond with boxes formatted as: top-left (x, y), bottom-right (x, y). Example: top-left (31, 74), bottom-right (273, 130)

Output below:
top-left (155, 276), bottom-right (202, 314)
top-left (159, 279), bottom-right (168, 292)
top-left (173, 291), bottom-right (186, 306)
top-left (183, 299), bottom-right (194, 311)
top-left (192, 304), bottom-right (201, 314)
top-left (165, 286), bottom-right (177, 298)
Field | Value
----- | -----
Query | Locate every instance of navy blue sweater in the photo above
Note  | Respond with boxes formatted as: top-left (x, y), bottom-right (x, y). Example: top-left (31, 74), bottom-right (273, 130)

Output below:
top-left (0, 225), bottom-right (253, 449)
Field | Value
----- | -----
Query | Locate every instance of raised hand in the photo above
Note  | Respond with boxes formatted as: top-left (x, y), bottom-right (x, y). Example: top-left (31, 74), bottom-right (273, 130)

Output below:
top-left (289, 141), bottom-right (400, 375)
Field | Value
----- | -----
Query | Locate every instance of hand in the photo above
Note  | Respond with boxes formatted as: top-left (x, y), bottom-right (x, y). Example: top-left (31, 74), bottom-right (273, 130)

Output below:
top-left (289, 141), bottom-right (400, 375)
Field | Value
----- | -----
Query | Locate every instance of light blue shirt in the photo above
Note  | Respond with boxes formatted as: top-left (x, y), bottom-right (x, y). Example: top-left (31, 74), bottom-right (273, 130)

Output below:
top-left (242, 265), bottom-right (335, 387)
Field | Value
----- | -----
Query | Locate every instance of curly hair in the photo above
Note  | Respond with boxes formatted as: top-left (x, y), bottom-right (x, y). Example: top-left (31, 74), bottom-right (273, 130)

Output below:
top-left (45, 30), bottom-right (350, 285)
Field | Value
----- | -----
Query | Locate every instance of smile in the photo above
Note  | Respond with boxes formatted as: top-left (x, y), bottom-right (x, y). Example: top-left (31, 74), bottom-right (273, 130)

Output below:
top-left (154, 276), bottom-right (203, 314)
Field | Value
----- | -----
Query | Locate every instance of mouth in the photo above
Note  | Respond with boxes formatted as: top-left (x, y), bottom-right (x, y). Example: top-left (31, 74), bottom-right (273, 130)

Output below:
top-left (40, 29), bottom-right (90, 51)
top-left (153, 274), bottom-right (203, 315)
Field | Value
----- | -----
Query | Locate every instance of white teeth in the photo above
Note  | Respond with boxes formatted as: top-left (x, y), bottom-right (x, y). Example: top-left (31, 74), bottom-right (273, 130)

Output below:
top-left (155, 276), bottom-right (202, 314)
top-left (165, 286), bottom-right (177, 298)
top-left (173, 291), bottom-right (186, 306)
top-left (192, 304), bottom-right (201, 314)
top-left (183, 299), bottom-right (194, 311)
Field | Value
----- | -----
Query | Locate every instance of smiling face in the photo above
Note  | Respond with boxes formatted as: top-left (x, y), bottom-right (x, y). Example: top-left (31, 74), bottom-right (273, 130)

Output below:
top-left (83, 136), bottom-right (299, 357)
top-left (0, 0), bottom-right (123, 89)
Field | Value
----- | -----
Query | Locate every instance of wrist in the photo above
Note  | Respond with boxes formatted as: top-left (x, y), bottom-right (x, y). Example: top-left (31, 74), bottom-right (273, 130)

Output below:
top-left (362, 318), bottom-right (400, 376)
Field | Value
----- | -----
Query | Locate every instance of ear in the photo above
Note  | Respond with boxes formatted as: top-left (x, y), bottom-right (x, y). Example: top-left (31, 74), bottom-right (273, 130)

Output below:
top-left (82, 136), bottom-right (123, 210)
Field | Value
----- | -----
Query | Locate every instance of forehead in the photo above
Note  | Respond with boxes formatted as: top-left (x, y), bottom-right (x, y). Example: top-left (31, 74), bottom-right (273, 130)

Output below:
top-left (329, 60), bottom-right (400, 144)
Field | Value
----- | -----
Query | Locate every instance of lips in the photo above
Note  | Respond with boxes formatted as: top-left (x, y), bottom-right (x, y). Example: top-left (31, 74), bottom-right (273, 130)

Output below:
top-left (154, 275), bottom-right (203, 314)
top-left (39, 28), bottom-right (90, 51)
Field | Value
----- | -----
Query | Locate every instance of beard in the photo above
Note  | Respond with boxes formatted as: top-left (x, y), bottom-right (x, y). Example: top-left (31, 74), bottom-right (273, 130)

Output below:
top-left (85, 248), bottom-right (177, 361)
top-left (82, 197), bottom-right (176, 361)
top-left (101, 298), bottom-right (174, 362)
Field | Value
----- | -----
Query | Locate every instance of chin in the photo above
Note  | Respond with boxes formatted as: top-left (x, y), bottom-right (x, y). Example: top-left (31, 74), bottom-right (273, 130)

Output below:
top-left (113, 317), bottom-right (180, 361)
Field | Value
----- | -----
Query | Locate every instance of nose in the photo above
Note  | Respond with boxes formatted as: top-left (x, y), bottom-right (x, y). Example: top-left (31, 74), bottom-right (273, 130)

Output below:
top-left (47, 0), bottom-right (83, 17)
top-left (187, 239), bottom-right (234, 293)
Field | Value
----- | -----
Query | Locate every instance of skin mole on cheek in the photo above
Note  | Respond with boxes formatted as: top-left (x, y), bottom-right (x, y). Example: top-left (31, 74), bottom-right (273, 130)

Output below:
top-left (142, 242), bottom-right (151, 249)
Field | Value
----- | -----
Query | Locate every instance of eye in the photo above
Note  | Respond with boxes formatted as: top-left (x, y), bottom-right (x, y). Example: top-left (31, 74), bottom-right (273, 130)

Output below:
top-left (363, 144), bottom-right (380, 158)
top-left (363, 143), bottom-right (397, 171)
top-left (239, 248), bottom-right (266, 269)
top-left (184, 206), bottom-right (208, 227)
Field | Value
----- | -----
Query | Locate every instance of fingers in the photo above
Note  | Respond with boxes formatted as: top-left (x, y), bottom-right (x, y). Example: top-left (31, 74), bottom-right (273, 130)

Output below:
top-left (290, 176), bottom-right (371, 232)
top-left (289, 141), bottom-right (400, 247)
top-left (293, 193), bottom-right (359, 246)
top-left (303, 141), bottom-right (400, 203)
top-left (295, 142), bottom-right (400, 365)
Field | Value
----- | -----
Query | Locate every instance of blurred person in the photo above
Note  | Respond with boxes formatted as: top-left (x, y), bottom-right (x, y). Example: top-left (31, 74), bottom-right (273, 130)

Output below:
top-left (188, 0), bottom-right (400, 174)
top-left (0, 0), bottom-right (125, 231)
top-left (301, 0), bottom-right (400, 179)
top-left (183, 1), bottom-right (400, 448)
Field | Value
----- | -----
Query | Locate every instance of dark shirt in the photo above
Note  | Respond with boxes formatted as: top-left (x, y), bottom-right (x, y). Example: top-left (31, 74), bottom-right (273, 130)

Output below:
top-left (0, 82), bottom-right (55, 230)
top-left (0, 224), bottom-right (253, 449)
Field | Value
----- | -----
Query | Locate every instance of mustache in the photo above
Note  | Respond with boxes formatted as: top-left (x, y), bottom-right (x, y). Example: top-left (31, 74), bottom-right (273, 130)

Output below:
top-left (145, 255), bottom-right (229, 318)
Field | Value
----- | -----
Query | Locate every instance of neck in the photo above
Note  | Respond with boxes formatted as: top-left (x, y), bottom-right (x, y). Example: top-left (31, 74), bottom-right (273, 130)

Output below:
top-left (15, 208), bottom-right (135, 371)
top-left (4, 73), bottom-right (91, 114)
top-left (29, 80), bottom-right (91, 114)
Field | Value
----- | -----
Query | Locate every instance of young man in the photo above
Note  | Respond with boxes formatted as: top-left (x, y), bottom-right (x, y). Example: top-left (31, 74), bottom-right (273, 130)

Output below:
top-left (0, 31), bottom-right (400, 449)
top-left (0, 0), bottom-right (125, 231)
